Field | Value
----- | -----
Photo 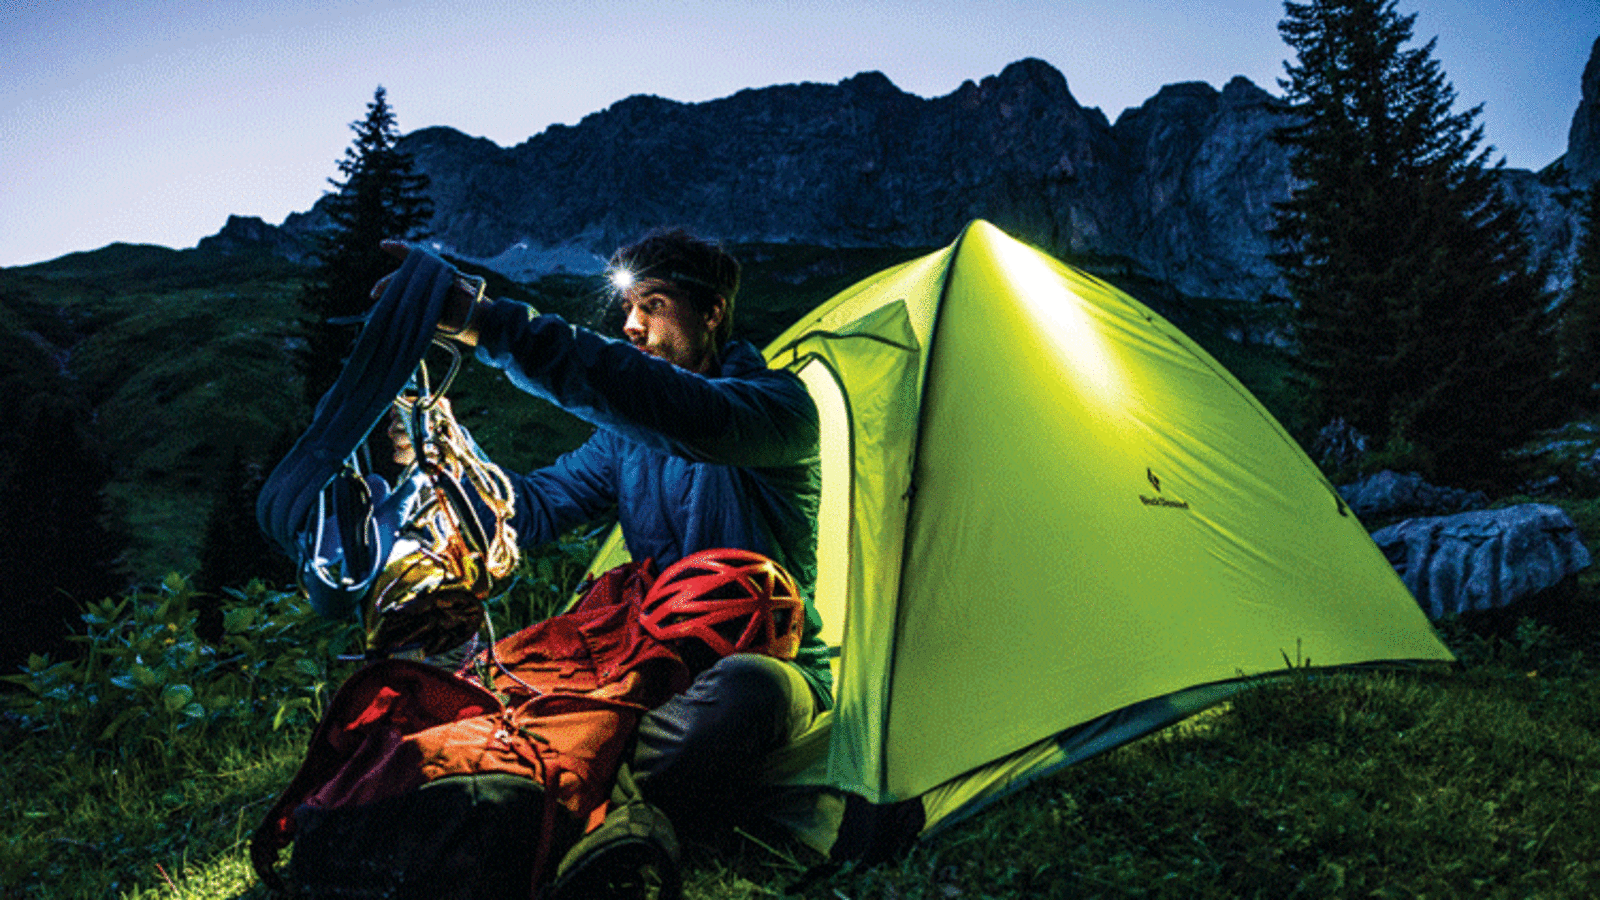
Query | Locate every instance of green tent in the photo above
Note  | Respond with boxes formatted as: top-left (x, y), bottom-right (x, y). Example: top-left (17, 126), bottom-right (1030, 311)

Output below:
top-left (585, 219), bottom-right (1454, 857)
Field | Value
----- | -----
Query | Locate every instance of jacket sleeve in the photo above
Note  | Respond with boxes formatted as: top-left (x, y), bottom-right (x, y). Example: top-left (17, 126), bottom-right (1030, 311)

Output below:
top-left (504, 430), bottom-right (618, 549)
top-left (472, 300), bottom-right (818, 468)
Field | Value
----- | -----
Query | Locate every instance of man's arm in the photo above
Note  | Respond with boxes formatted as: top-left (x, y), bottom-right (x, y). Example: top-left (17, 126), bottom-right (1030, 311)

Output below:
top-left (471, 299), bottom-right (819, 469)
top-left (504, 431), bottom-right (620, 550)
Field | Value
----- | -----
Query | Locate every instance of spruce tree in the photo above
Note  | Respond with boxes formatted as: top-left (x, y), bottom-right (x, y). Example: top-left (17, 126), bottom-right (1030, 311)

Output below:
top-left (1272, 0), bottom-right (1556, 487)
top-left (197, 445), bottom-right (297, 590)
top-left (0, 393), bottom-right (126, 671)
top-left (298, 86), bottom-right (434, 407)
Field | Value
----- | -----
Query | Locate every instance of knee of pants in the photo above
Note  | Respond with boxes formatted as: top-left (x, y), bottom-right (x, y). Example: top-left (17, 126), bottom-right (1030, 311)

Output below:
top-left (633, 654), bottom-right (816, 786)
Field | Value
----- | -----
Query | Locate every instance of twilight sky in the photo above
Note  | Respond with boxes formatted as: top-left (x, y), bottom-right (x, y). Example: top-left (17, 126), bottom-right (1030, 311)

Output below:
top-left (2, 0), bottom-right (1594, 268)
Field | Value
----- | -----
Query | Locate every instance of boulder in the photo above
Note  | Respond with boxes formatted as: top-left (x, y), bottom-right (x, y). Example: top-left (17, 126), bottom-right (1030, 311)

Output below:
top-left (1370, 504), bottom-right (1592, 619)
top-left (1312, 418), bottom-right (1369, 472)
top-left (1338, 470), bottom-right (1488, 522)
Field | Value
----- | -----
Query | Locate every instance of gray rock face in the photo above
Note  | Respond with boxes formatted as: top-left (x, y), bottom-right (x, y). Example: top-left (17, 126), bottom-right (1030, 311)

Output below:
top-left (1565, 36), bottom-right (1600, 187)
top-left (390, 60), bottom-right (1294, 300)
top-left (1371, 504), bottom-right (1592, 619)
top-left (240, 50), bottom-right (1593, 301)
top-left (1113, 77), bottom-right (1291, 300)
top-left (198, 214), bottom-right (314, 263)
top-left (1505, 36), bottom-right (1600, 297)
top-left (1498, 168), bottom-right (1581, 294)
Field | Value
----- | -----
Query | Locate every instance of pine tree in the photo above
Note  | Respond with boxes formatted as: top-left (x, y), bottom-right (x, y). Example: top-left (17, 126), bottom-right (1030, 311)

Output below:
top-left (1272, 0), bottom-right (1556, 487)
top-left (0, 393), bottom-right (126, 671)
top-left (298, 86), bottom-right (434, 406)
top-left (196, 445), bottom-right (297, 591)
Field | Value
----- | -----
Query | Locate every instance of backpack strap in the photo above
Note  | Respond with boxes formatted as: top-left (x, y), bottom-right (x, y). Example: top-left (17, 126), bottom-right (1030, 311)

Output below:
top-left (543, 763), bottom-right (682, 900)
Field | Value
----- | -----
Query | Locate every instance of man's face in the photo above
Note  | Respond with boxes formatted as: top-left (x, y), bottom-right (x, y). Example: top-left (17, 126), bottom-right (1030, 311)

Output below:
top-left (620, 279), bottom-right (720, 374)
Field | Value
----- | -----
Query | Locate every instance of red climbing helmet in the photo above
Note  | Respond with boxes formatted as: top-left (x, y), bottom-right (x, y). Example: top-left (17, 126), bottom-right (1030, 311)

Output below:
top-left (640, 549), bottom-right (805, 660)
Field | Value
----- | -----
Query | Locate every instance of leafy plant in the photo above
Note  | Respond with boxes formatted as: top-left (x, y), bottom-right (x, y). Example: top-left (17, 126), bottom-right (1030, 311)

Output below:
top-left (2, 574), bottom-right (356, 762)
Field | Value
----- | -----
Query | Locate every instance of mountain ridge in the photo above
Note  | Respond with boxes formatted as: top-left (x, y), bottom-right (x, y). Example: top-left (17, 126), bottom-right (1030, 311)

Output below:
top-left (204, 48), bottom-right (1598, 301)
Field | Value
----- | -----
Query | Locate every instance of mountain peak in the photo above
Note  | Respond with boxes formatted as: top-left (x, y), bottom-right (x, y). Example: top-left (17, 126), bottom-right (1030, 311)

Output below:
top-left (233, 57), bottom-right (1581, 303)
top-left (1565, 35), bottom-right (1600, 186)
top-left (984, 57), bottom-right (1077, 105)
top-left (839, 70), bottom-right (901, 96)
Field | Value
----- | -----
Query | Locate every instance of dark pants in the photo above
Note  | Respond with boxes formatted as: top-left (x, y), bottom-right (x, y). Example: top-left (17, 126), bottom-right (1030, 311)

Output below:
top-left (630, 653), bottom-right (821, 835)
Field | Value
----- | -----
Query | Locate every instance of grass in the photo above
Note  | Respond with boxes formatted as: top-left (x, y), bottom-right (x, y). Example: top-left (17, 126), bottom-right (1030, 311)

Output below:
top-left (1, 731), bottom-right (305, 898)
top-left (1043, 668), bottom-right (1597, 898)
top-left (5, 572), bottom-right (1598, 899)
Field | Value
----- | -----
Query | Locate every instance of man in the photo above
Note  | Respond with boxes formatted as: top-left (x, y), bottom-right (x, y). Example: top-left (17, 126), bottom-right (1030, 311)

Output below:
top-left (383, 228), bottom-right (831, 841)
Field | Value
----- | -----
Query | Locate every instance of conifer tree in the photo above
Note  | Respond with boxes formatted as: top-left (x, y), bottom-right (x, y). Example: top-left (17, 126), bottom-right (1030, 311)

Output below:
top-left (197, 445), bottom-right (296, 590)
top-left (1272, 0), bottom-right (1556, 486)
top-left (298, 86), bottom-right (434, 406)
top-left (0, 394), bottom-right (126, 671)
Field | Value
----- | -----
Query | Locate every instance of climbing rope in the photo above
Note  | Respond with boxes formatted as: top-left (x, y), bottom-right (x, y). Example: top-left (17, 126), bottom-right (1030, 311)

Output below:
top-left (256, 245), bottom-right (524, 659)
top-left (361, 343), bottom-right (522, 656)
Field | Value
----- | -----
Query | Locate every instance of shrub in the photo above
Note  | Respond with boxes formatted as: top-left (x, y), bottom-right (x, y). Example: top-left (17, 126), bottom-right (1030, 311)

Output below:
top-left (2, 574), bottom-right (356, 762)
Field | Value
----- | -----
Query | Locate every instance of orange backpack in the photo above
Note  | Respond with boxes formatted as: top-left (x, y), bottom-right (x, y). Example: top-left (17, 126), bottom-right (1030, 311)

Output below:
top-left (251, 561), bottom-right (688, 898)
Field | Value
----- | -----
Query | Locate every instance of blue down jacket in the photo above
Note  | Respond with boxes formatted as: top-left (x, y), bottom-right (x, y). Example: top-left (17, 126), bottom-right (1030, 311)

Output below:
top-left (472, 299), bottom-right (832, 704)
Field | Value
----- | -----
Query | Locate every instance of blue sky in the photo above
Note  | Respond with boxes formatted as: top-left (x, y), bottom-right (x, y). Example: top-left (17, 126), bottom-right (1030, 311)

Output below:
top-left (2, 0), bottom-right (1594, 268)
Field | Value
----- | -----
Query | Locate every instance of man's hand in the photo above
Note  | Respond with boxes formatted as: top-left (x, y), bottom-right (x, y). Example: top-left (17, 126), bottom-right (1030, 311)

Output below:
top-left (386, 398), bottom-right (453, 467)
top-left (371, 240), bottom-right (484, 346)
top-left (387, 407), bottom-right (417, 466)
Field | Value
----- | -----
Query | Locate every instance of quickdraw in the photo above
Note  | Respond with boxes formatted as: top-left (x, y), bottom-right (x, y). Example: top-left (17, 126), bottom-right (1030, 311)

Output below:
top-left (359, 342), bottom-right (521, 656)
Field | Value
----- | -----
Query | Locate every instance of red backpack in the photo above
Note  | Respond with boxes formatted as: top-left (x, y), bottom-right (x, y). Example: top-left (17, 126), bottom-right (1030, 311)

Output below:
top-left (251, 560), bottom-right (688, 898)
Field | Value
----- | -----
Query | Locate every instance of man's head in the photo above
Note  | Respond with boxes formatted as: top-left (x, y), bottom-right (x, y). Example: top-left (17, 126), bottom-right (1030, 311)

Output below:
top-left (607, 229), bottom-right (739, 374)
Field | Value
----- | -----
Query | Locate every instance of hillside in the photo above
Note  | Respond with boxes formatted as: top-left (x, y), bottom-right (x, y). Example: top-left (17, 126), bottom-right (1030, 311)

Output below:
top-left (0, 247), bottom-right (310, 578)
top-left (0, 237), bottom-right (1295, 586)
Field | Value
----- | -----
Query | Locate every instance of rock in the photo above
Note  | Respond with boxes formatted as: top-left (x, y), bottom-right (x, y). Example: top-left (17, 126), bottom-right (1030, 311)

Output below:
top-left (197, 214), bottom-right (313, 262)
top-left (1338, 470), bottom-right (1489, 522)
top-left (1312, 418), bottom-right (1369, 472)
top-left (1565, 36), bottom-right (1600, 187)
top-left (229, 53), bottom-right (1590, 303)
top-left (387, 59), bottom-right (1288, 300)
top-left (1112, 77), bottom-right (1291, 301)
top-left (1521, 35), bottom-right (1600, 296)
top-left (1371, 504), bottom-right (1592, 619)
top-left (1497, 167), bottom-right (1582, 295)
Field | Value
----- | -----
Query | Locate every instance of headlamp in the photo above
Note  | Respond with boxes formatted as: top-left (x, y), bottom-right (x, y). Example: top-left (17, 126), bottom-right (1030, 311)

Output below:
top-left (608, 265), bottom-right (721, 298)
